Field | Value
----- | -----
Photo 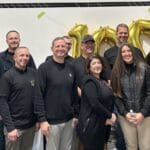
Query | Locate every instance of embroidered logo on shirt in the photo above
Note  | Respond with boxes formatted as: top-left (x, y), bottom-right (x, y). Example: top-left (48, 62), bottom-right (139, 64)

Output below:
top-left (69, 73), bottom-right (72, 78)
top-left (30, 80), bottom-right (35, 86)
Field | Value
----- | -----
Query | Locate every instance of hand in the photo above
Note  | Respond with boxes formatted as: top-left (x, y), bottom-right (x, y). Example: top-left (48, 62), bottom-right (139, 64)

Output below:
top-left (134, 113), bottom-right (144, 125)
top-left (105, 119), bottom-right (112, 125)
top-left (105, 113), bottom-right (116, 125)
top-left (72, 118), bottom-right (79, 127)
top-left (126, 112), bottom-right (136, 124)
top-left (110, 113), bottom-right (116, 124)
top-left (40, 121), bottom-right (50, 136)
top-left (77, 87), bottom-right (82, 97)
top-left (8, 129), bottom-right (18, 141)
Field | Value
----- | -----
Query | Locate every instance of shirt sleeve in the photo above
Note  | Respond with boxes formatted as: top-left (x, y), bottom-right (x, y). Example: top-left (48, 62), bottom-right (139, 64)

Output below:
top-left (38, 64), bottom-right (47, 98)
top-left (0, 76), bottom-right (15, 132)
top-left (115, 96), bottom-right (128, 117)
top-left (33, 72), bottom-right (46, 122)
top-left (140, 67), bottom-right (150, 117)
top-left (72, 68), bottom-right (80, 118)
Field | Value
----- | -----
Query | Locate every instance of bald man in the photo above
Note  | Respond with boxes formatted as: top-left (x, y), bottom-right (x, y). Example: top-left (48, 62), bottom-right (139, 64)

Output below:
top-left (0, 47), bottom-right (46, 150)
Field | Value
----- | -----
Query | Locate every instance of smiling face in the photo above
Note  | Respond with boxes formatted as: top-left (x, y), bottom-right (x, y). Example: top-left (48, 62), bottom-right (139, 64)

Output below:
top-left (81, 41), bottom-right (95, 58)
top-left (51, 39), bottom-right (67, 59)
top-left (121, 45), bottom-right (133, 64)
top-left (89, 58), bottom-right (102, 77)
top-left (117, 26), bottom-right (129, 44)
top-left (14, 47), bottom-right (30, 70)
top-left (6, 31), bottom-right (20, 52)
top-left (63, 37), bottom-right (72, 52)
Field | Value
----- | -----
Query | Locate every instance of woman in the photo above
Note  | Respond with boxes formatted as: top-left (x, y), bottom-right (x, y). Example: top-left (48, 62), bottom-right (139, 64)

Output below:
top-left (111, 43), bottom-right (150, 150)
top-left (77, 54), bottom-right (116, 150)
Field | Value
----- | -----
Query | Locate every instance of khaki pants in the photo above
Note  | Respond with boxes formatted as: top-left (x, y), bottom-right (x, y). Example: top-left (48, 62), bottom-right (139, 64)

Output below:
top-left (5, 126), bottom-right (35, 150)
top-left (46, 119), bottom-right (74, 150)
top-left (118, 115), bottom-right (150, 150)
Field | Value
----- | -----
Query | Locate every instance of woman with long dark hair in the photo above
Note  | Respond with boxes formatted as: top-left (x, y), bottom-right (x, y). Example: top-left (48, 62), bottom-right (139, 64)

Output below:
top-left (111, 43), bottom-right (150, 150)
top-left (77, 54), bottom-right (116, 150)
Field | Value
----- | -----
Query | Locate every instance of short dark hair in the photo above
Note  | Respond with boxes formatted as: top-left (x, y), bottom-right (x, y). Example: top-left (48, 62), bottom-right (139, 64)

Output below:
top-left (6, 30), bottom-right (20, 39)
top-left (85, 54), bottom-right (104, 74)
top-left (116, 23), bottom-right (129, 32)
top-left (51, 37), bottom-right (65, 47)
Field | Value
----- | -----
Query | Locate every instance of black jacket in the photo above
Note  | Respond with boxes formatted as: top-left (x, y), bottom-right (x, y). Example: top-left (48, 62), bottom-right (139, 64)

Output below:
top-left (77, 75), bottom-right (115, 149)
top-left (115, 63), bottom-right (150, 117)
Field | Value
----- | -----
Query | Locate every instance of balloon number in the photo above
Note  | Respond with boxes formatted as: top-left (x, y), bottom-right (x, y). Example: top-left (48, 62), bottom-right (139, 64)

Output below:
top-left (69, 19), bottom-right (150, 57)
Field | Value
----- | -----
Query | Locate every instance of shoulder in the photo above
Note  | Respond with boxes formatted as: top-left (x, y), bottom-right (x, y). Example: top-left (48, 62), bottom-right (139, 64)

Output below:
top-left (74, 56), bottom-right (83, 62)
top-left (82, 75), bottom-right (98, 86)
top-left (27, 67), bottom-right (37, 74)
top-left (104, 46), bottom-right (118, 56)
top-left (38, 58), bottom-right (52, 69)
top-left (0, 50), bottom-right (7, 58)
top-left (2, 67), bottom-right (15, 80)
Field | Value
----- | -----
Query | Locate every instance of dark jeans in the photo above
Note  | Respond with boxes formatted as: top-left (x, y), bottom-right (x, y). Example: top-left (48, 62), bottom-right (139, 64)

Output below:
top-left (114, 121), bottom-right (126, 150)
top-left (0, 120), bottom-right (5, 150)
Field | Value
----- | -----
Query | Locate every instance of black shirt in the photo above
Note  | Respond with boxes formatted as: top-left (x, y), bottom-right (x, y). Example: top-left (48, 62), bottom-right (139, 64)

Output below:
top-left (38, 57), bottom-right (79, 124)
top-left (0, 67), bottom-right (46, 132)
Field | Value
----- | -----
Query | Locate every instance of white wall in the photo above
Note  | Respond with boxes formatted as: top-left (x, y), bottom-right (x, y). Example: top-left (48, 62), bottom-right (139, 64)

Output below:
top-left (0, 6), bottom-right (149, 66)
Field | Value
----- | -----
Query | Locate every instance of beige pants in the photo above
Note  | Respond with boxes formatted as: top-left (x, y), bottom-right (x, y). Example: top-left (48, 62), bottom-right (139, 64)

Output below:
top-left (46, 119), bottom-right (74, 150)
top-left (118, 115), bottom-right (150, 150)
top-left (5, 126), bottom-right (35, 150)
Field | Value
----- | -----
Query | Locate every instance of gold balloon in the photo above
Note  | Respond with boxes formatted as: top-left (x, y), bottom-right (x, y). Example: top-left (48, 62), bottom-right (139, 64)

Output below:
top-left (68, 19), bottom-right (150, 57)
top-left (129, 19), bottom-right (150, 56)
top-left (68, 24), bottom-right (88, 57)
top-left (93, 26), bottom-right (117, 55)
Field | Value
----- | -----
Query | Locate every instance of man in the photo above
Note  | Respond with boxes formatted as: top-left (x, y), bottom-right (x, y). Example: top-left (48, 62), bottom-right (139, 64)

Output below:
top-left (38, 37), bottom-right (79, 150)
top-left (0, 30), bottom-right (36, 150)
top-left (104, 23), bottom-right (144, 69)
top-left (0, 47), bottom-right (46, 150)
top-left (73, 34), bottom-right (96, 89)
top-left (0, 30), bottom-right (36, 73)
top-left (104, 23), bottom-right (144, 150)
top-left (45, 35), bottom-right (74, 62)
top-left (74, 34), bottom-right (110, 93)
top-left (62, 35), bottom-right (74, 62)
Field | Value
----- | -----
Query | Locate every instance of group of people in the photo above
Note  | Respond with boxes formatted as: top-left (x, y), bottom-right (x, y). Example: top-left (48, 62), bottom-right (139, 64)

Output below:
top-left (0, 22), bottom-right (150, 150)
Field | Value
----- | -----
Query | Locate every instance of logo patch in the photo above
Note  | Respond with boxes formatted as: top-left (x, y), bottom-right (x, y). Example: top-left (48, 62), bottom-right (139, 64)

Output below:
top-left (30, 80), bottom-right (35, 86)
top-left (69, 73), bottom-right (72, 78)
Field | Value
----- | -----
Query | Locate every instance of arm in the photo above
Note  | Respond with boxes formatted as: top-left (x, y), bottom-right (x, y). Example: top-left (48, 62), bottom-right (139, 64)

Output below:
top-left (115, 96), bottom-right (128, 117)
top-left (37, 66), bottom-right (50, 135)
top-left (140, 67), bottom-right (150, 117)
top-left (37, 64), bottom-right (47, 98)
top-left (33, 72), bottom-right (46, 123)
top-left (0, 76), bottom-right (15, 132)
